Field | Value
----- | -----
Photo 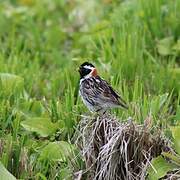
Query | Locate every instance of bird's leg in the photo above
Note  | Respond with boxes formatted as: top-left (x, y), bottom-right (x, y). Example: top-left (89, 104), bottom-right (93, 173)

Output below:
top-left (95, 108), bottom-right (108, 117)
top-left (90, 108), bottom-right (103, 119)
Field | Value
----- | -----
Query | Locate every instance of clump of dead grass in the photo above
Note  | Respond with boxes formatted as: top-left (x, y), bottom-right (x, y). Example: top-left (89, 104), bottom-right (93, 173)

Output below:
top-left (75, 113), bottom-right (171, 180)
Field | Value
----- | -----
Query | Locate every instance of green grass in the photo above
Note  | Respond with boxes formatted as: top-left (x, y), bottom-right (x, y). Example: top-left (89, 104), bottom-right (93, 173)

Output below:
top-left (0, 0), bottom-right (179, 179)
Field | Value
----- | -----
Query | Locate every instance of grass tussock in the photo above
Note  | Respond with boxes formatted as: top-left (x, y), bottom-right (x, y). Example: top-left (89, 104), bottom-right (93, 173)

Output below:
top-left (75, 114), bottom-right (171, 180)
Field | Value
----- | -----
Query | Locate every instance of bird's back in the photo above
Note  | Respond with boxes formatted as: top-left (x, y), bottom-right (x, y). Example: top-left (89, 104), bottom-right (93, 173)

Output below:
top-left (79, 76), bottom-right (128, 112)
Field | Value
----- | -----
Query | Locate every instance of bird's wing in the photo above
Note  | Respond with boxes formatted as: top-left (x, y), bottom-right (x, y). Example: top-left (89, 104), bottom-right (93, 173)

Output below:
top-left (81, 76), bottom-right (128, 109)
top-left (97, 77), bottom-right (128, 109)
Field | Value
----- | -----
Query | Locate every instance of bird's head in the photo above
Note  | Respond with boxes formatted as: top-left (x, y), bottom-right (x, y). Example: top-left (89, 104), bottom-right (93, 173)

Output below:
top-left (78, 62), bottom-right (98, 79)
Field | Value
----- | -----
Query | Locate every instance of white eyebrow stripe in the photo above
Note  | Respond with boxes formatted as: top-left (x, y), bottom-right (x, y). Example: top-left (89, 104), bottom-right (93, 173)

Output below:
top-left (83, 65), bottom-right (93, 69)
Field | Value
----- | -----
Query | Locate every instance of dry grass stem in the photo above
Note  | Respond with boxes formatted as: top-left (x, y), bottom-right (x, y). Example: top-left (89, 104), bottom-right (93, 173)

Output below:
top-left (75, 114), bottom-right (171, 180)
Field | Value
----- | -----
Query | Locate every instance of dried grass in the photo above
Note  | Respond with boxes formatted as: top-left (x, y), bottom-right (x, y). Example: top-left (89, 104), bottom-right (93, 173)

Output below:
top-left (75, 113), bottom-right (171, 180)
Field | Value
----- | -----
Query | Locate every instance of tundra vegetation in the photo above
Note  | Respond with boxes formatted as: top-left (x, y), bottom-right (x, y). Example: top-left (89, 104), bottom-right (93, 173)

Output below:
top-left (0, 0), bottom-right (179, 179)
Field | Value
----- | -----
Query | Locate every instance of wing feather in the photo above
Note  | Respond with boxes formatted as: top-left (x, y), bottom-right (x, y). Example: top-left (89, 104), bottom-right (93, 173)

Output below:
top-left (80, 76), bottom-right (128, 109)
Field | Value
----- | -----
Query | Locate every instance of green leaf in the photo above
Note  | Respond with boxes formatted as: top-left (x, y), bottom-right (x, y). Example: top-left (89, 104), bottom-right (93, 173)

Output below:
top-left (169, 68), bottom-right (180, 79)
top-left (59, 168), bottom-right (72, 180)
top-left (35, 173), bottom-right (47, 180)
top-left (148, 156), bottom-right (177, 180)
top-left (174, 106), bottom-right (180, 122)
top-left (157, 36), bottom-right (174, 56)
top-left (0, 73), bottom-right (24, 96)
top-left (171, 126), bottom-right (180, 154)
top-left (150, 93), bottom-right (169, 115)
top-left (0, 161), bottom-right (16, 180)
top-left (21, 117), bottom-right (58, 137)
top-left (39, 141), bottom-right (74, 162)
top-left (172, 39), bottom-right (180, 52)
top-left (162, 152), bottom-right (180, 165)
top-left (17, 99), bottom-right (45, 117)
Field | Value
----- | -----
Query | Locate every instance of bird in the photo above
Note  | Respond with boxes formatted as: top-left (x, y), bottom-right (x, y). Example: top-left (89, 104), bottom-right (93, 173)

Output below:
top-left (78, 62), bottom-right (128, 113)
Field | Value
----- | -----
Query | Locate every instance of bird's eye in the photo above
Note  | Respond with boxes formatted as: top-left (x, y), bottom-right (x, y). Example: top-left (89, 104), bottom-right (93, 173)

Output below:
top-left (82, 68), bottom-right (91, 75)
top-left (85, 69), bottom-right (90, 73)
